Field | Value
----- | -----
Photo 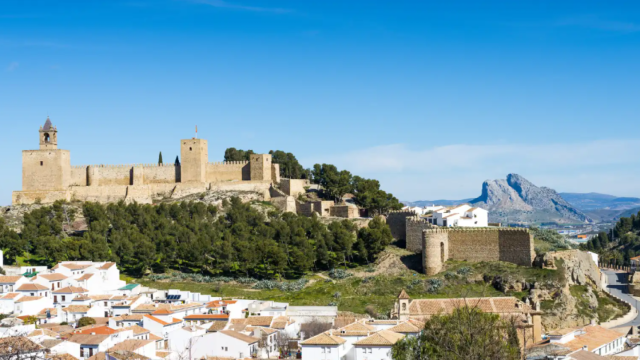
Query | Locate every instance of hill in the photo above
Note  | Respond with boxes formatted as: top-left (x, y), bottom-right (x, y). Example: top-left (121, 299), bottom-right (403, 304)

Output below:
top-left (559, 192), bottom-right (640, 211)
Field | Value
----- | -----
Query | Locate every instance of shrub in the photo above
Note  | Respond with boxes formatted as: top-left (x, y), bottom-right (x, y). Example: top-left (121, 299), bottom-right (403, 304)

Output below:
top-left (333, 292), bottom-right (341, 299)
top-left (328, 269), bottom-right (352, 280)
top-left (457, 267), bottom-right (472, 276)
top-left (444, 271), bottom-right (457, 280)
top-left (77, 317), bottom-right (96, 328)
top-left (425, 278), bottom-right (443, 294)
top-left (365, 305), bottom-right (378, 318)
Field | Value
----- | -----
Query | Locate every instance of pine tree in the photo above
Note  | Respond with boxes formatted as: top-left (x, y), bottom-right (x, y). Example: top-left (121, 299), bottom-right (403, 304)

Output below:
top-left (158, 152), bottom-right (163, 165)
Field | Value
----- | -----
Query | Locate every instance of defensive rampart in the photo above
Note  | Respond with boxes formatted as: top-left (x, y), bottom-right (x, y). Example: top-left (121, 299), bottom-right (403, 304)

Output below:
top-left (406, 216), bottom-right (433, 253)
top-left (206, 161), bottom-right (249, 182)
top-left (386, 210), bottom-right (416, 240)
top-left (422, 228), bottom-right (534, 275)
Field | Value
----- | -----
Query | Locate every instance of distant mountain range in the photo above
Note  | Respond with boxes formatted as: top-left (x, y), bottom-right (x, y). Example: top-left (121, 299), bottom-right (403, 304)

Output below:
top-left (404, 182), bottom-right (640, 224)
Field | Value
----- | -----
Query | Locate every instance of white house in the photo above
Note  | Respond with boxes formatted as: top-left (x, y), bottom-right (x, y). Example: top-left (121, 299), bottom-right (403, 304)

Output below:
top-left (0, 293), bottom-right (22, 314)
top-left (427, 205), bottom-right (488, 227)
top-left (68, 334), bottom-right (113, 360)
top-left (30, 273), bottom-right (69, 292)
top-left (301, 331), bottom-right (348, 360)
top-left (547, 325), bottom-right (625, 357)
top-left (40, 339), bottom-right (81, 359)
top-left (52, 286), bottom-right (89, 306)
top-left (141, 314), bottom-right (183, 339)
top-left (107, 339), bottom-right (156, 359)
top-left (14, 296), bottom-right (53, 316)
top-left (15, 283), bottom-right (51, 298)
top-left (191, 330), bottom-right (260, 360)
top-left (0, 276), bottom-right (28, 294)
top-left (167, 325), bottom-right (208, 358)
top-left (353, 330), bottom-right (405, 360)
top-left (332, 322), bottom-right (377, 360)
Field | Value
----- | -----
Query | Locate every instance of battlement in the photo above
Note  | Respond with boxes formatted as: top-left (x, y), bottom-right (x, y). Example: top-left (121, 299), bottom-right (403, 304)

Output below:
top-left (407, 215), bottom-right (429, 224)
top-left (208, 161), bottom-right (249, 166)
top-left (424, 227), bottom-right (530, 233)
top-left (422, 228), bottom-right (449, 234)
top-left (388, 210), bottom-right (416, 215)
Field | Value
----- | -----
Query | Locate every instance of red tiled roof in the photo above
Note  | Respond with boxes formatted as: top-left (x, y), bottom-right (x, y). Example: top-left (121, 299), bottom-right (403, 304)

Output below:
top-left (184, 314), bottom-right (229, 320)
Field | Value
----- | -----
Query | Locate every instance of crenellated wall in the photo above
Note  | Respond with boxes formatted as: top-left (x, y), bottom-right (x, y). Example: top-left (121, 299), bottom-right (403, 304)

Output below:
top-left (88, 165), bottom-right (132, 186)
top-left (142, 164), bottom-right (180, 184)
top-left (406, 216), bottom-right (433, 253)
top-left (386, 210), bottom-right (416, 240)
top-left (206, 161), bottom-right (249, 182)
top-left (422, 228), bottom-right (534, 275)
top-left (70, 166), bottom-right (87, 186)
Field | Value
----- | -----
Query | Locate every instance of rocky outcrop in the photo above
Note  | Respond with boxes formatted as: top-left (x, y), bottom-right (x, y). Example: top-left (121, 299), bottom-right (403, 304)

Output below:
top-left (470, 174), bottom-right (592, 224)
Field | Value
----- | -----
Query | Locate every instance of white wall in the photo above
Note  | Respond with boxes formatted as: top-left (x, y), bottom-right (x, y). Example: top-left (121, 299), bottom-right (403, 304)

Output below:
top-left (301, 345), bottom-right (344, 360)
top-left (355, 346), bottom-right (393, 360)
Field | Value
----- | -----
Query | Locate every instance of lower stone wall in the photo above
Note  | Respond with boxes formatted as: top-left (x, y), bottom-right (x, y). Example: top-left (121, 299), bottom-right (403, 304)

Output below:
top-left (12, 190), bottom-right (70, 205)
top-left (386, 211), bottom-right (415, 240)
top-left (422, 228), bottom-right (534, 275)
top-left (330, 205), bottom-right (359, 218)
top-left (406, 217), bottom-right (432, 253)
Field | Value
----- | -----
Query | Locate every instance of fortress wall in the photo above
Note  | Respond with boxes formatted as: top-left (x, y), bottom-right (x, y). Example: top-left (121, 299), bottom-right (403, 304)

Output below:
top-left (12, 190), bottom-right (70, 205)
top-left (271, 164), bottom-right (280, 184)
top-left (386, 210), bottom-right (415, 240)
top-left (421, 228), bottom-right (534, 275)
top-left (88, 165), bottom-right (132, 186)
top-left (330, 205), bottom-right (359, 218)
top-left (406, 216), bottom-right (431, 253)
top-left (71, 185), bottom-right (129, 203)
top-left (448, 229), bottom-right (501, 263)
top-left (206, 162), bottom-right (249, 182)
top-left (142, 164), bottom-right (179, 184)
top-left (498, 229), bottom-right (535, 267)
top-left (70, 166), bottom-right (88, 186)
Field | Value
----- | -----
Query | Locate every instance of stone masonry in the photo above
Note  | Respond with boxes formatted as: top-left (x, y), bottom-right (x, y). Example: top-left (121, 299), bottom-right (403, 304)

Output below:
top-left (422, 228), bottom-right (535, 275)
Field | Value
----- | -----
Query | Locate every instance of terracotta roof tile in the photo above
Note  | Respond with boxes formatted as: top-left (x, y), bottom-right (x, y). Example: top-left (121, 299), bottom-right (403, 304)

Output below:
top-left (207, 321), bottom-right (228, 332)
top-left (219, 330), bottom-right (260, 344)
top-left (62, 305), bottom-right (90, 313)
top-left (184, 314), bottom-right (229, 320)
top-left (53, 286), bottom-right (88, 294)
top-left (353, 330), bottom-right (405, 346)
top-left (1, 293), bottom-right (21, 299)
top-left (37, 273), bottom-right (68, 281)
top-left (301, 332), bottom-right (346, 346)
top-left (16, 296), bottom-right (44, 303)
top-left (560, 325), bottom-right (624, 353)
top-left (68, 334), bottom-right (110, 345)
top-left (17, 283), bottom-right (49, 291)
top-left (0, 276), bottom-right (23, 283)
top-left (245, 316), bottom-right (273, 327)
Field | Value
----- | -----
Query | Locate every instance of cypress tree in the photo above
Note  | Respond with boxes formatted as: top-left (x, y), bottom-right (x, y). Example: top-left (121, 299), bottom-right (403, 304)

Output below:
top-left (158, 152), bottom-right (163, 165)
top-left (174, 156), bottom-right (180, 166)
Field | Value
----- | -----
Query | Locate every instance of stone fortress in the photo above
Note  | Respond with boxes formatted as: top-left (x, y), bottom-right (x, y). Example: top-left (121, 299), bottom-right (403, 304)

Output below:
top-left (387, 210), bottom-right (535, 275)
top-left (12, 118), bottom-right (280, 205)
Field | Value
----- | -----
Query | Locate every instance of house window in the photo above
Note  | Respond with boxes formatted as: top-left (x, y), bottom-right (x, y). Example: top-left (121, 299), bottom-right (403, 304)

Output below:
top-left (40, 161), bottom-right (43, 166)
top-left (62, 296), bottom-right (66, 301)
top-left (54, 296), bottom-right (57, 303)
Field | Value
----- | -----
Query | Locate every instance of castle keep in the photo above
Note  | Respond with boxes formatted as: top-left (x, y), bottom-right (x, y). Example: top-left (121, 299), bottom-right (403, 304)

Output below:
top-left (12, 119), bottom-right (280, 205)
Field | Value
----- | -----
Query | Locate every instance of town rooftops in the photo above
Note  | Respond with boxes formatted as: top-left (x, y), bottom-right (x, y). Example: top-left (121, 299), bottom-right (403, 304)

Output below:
top-left (301, 332), bottom-right (346, 346)
top-left (113, 314), bottom-right (144, 321)
top-left (387, 321), bottom-right (423, 334)
top-left (55, 263), bottom-right (93, 270)
top-left (207, 321), bottom-right (228, 332)
top-left (1, 293), bottom-right (22, 300)
top-left (219, 330), bottom-right (260, 344)
top-left (16, 296), bottom-right (44, 303)
top-left (336, 322), bottom-right (376, 336)
top-left (88, 350), bottom-right (150, 360)
top-left (143, 314), bottom-right (182, 326)
top-left (68, 334), bottom-right (111, 345)
top-left (183, 314), bottom-right (229, 320)
top-left (28, 328), bottom-right (59, 338)
top-left (122, 325), bottom-right (149, 335)
top-left (36, 273), bottom-right (68, 281)
top-left (77, 274), bottom-right (93, 281)
top-left (354, 330), bottom-right (405, 346)
top-left (0, 275), bottom-right (23, 283)
top-left (49, 354), bottom-right (80, 360)
top-left (17, 283), bottom-right (49, 291)
top-left (62, 305), bottom-right (91, 313)
top-left (53, 286), bottom-right (88, 294)
top-left (406, 297), bottom-right (534, 317)
top-left (108, 339), bottom-right (153, 352)
top-left (73, 326), bottom-right (118, 335)
top-left (99, 262), bottom-right (116, 270)
top-left (551, 325), bottom-right (623, 352)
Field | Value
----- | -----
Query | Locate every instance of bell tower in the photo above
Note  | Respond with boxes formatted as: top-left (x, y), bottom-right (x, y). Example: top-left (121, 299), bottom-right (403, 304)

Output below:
top-left (40, 117), bottom-right (58, 150)
top-left (398, 289), bottom-right (411, 321)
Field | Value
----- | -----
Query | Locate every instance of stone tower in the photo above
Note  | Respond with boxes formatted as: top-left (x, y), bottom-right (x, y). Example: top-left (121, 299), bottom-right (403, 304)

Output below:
top-left (398, 289), bottom-right (411, 321)
top-left (22, 118), bottom-right (70, 191)
top-left (180, 138), bottom-right (208, 183)
top-left (39, 117), bottom-right (58, 149)
top-left (250, 153), bottom-right (272, 181)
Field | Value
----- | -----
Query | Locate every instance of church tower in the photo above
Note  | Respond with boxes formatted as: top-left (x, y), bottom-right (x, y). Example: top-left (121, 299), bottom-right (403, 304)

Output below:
top-left (39, 117), bottom-right (58, 149)
top-left (398, 289), bottom-right (411, 321)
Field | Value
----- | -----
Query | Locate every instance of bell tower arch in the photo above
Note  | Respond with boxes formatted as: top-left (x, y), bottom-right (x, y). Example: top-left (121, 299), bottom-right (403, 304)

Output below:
top-left (40, 117), bottom-right (58, 150)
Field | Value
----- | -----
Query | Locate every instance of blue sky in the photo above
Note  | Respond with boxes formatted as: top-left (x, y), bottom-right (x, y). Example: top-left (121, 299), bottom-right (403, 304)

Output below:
top-left (3, 1), bottom-right (640, 205)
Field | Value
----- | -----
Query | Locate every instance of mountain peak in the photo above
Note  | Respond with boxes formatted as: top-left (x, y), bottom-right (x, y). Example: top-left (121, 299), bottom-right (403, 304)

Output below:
top-left (471, 174), bottom-right (592, 224)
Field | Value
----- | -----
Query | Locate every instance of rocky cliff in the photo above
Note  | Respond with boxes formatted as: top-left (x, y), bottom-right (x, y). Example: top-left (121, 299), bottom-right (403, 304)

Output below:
top-left (471, 174), bottom-right (592, 224)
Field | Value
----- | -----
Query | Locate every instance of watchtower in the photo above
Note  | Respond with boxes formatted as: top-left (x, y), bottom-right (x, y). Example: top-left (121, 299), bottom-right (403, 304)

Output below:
top-left (250, 153), bottom-right (272, 181)
top-left (22, 118), bottom-right (70, 191)
top-left (180, 138), bottom-right (208, 183)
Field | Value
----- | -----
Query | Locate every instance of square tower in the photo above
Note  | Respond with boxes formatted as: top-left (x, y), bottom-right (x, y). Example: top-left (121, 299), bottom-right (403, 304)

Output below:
top-left (180, 138), bottom-right (208, 183)
top-left (250, 153), bottom-right (272, 181)
top-left (23, 118), bottom-right (70, 191)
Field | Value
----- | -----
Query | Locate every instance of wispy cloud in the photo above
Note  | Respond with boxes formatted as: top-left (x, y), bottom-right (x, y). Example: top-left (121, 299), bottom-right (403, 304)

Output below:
top-left (304, 140), bottom-right (640, 200)
top-left (6, 62), bottom-right (19, 72)
top-left (186, 0), bottom-right (292, 13)
top-left (556, 15), bottom-right (640, 33)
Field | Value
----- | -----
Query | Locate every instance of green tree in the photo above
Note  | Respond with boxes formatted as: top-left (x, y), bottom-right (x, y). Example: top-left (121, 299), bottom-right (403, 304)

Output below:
top-left (392, 306), bottom-right (521, 360)
top-left (269, 150), bottom-right (309, 179)
top-left (175, 156), bottom-right (180, 166)
top-left (158, 152), bottom-right (163, 165)
top-left (224, 148), bottom-right (254, 162)
top-left (77, 317), bottom-right (96, 328)
top-left (312, 164), bottom-right (353, 202)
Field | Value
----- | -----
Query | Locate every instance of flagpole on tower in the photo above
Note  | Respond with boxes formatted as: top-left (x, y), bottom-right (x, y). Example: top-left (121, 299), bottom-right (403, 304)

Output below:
top-left (195, 125), bottom-right (198, 139)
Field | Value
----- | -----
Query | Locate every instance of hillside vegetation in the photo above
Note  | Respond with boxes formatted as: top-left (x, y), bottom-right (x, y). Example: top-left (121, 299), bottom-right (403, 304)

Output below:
top-left (0, 198), bottom-right (392, 278)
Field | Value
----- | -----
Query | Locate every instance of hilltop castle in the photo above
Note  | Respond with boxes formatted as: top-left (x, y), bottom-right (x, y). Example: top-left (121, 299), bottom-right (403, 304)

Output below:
top-left (12, 118), bottom-right (280, 205)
